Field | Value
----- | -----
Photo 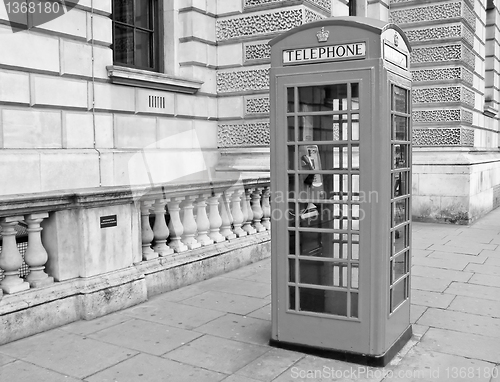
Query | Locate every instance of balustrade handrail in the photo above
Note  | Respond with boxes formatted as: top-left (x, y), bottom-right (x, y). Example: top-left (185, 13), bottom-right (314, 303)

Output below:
top-left (0, 177), bottom-right (271, 218)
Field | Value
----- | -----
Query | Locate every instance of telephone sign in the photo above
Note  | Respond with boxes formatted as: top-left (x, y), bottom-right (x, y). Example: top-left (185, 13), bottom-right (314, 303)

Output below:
top-left (269, 17), bottom-right (413, 366)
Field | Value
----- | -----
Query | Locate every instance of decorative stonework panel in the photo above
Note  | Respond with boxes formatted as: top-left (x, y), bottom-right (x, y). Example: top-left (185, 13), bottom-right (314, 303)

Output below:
top-left (462, 2), bottom-right (476, 30)
top-left (411, 45), bottom-right (461, 64)
top-left (217, 68), bottom-right (270, 93)
top-left (411, 67), bottom-right (472, 84)
top-left (412, 87), bottom-right (461, 104)
top-left (390, 2), bottom-right (462, 24)
top-left (413, 128), bottom-right (461, 146)
top-left (245, 96), bottom-right (270, 115)
top-left (244, 0), bottom-right (331, 13)
top-left (463, 109), bottom-right (473, 124)
top-left (462, 87), bottom-right (475, 106)
top-left (244, 42), bottom-right (271, 62)
top-left (304, 8), bottom-right (324, 24)
top-left (413, 127), bottom-right (474, 146)
top-left (413, 109), bottom-right (461, 123)
top-left (218, 122), bottom-right (270, 147)
top-left (404, 24), bottom-right (473, 46)
top-left (462, 44), bottom-right (475, 68)
top-left (216, 9), bottom-right (303, 41)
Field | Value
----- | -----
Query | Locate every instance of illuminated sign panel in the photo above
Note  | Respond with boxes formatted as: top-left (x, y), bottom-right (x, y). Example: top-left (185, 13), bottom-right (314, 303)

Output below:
top-left (283, 42), bottom-right (366, 64)
top-left (383, 42), bottom-right (408, 69)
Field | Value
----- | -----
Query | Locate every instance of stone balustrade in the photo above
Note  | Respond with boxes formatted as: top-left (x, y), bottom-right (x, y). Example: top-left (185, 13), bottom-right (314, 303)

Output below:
top-left (0, 178), bottom-right (271, 299)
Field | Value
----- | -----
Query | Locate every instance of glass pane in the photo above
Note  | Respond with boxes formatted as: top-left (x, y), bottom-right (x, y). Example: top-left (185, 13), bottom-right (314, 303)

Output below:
top-left (297, 143), bottom-right (355, 171)
top-left (299, 288), bottom-right (348, 316)
top-left (288, 258), bottom-right (296, 282)
top-left (393, 116), bottom-right (408, 141)
top-left (135, 30), bottom-right (152, 68)
top-left (351, 204), bottom-right (360, 231)
top-left (299, 260), bottom-right (348, 287)
top-left (114, 0), bottom-right (133, 24)
top-left (393, 198), bottom-right (408, 226)
top-left (298, 115), bottom-right (348, 141)
top-left (351, 292), bottom-right (359, 318)
top-left (287, 116), bottom-right (294, 141)
top-left (297, 202), bottom-right (338, 229)
top-left (332, 207), bottom-right (348, 230)
top-left (114, 25), bottom-right (134, 65)
top-left (288, 145), bottom-right (295, 170)
top-left (352, 234), bottom-right (359, 260)
top-left (393, 144), bottom-right (409, 169)
top-left (351, 113), bottom-right (359, 140)
top-left (288, 202), bottom-right (295, 227)
top-left (288, 231), bottom-right (296, 254)
top-left (393, 171), bottom-right (409, 198)
top-left (393, 86), bottom-right (408, 113)
top-left (351, 145), bottom-right (359, 170)
top-left (393, 224), bottom-right (408, 254)
top-left (391, 278), bottom-right (407, 311)
top-left (351, 264), bottom-right (359, 289)
top-left (288, 174), bottom-right (295, 199)
top-left (352, 174), bottom-right (360, 201)
top-left (298, 232), bottom-right (352, 259)
top-left (351, 83), bottom-right (359, 110)
top-left (299, 84), bottom-right (348, 112)
top-left (135, 0), bottom-right (151, 29)
top-left (287, 87), bottom-right (295, 113)
top-left (391, 252), bottom-right (407, 283)
top-left (289, 286), bottom-right (296, 310)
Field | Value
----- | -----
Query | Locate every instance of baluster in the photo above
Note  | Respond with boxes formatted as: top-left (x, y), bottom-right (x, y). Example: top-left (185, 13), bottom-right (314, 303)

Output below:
top-left (251, 188), bottom-right (266, 232)
top-left (0, 216), bottom-right (30, 293)
top-left (167, 198), bottom-right (188, 253)
top-left (140, 200), bottom-right (157, 260)
top-left (231, 189), bottom-right (247, 237)
top-left (152, 199), bottom-right (174, 256)
top-left (181, 195), bottom-right (201, 249)
top-left (24, 213), bottom-right (54, 287)
top-left (207, 192), bottom-right (226, 243)
top-left (195, 194), bottom-right (214, 246)
top-left (262, 187), bottom-right (271, 230)
top-left (219, 191), bottom-right (236, 240)
top-left (242, 187), bottom-right (257, 235)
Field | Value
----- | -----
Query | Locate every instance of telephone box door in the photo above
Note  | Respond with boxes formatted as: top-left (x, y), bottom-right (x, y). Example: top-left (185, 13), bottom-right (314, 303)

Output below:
top-left (273, 68), bottom-right (373, 354)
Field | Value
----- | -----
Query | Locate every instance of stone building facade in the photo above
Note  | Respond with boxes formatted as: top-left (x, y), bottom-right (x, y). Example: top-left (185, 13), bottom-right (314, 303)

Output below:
top-left (0, 0), bottom-right (499, 223)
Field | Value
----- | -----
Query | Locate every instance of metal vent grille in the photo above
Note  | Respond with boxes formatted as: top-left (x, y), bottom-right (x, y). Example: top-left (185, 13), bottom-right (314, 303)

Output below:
top-left (149, 95), bottom-right (165, 109)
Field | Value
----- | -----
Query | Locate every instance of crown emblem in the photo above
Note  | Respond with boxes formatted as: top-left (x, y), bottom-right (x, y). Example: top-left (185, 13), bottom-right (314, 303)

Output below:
top-left (316, 27), bottom-right (329, 43)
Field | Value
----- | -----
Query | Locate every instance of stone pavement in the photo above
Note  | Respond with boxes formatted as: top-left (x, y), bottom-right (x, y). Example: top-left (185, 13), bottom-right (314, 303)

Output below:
top-left (1, 210), bottom-right (500, 382)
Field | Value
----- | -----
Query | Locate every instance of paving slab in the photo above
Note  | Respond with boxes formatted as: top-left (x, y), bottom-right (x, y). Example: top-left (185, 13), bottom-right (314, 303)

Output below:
top-left (222, 375), bottom-right (262, 382)
top-left (410, 304), bottom-right (427, 323)
top-left (411, 265), bottom-right (473, 282)
top-left (416, 308), bottom-right (500, 338)
top-left (411, 248), bottom-right (433, 257)
top-left (386, 345), bottom-right (494, 382)
top-left (248, 303), bottom-right (271, 321)
top-left (411, 289), bottom-right (455, 309)
top-left (419, 327), bottom-right (500, 364)
top-left (448, 295), bottom-right (500, 318)
top-left (410, 324), bottom-right (429, 340)
top-left (180, 290), bottom-right (269, 315)
top-left (427, 244), bottom-right (486, 256)
top-left (464, 262), bottom-right (500, 276)
top-left (411, 275), bottom-right (451, 292)
top-left (235, 347), bottom-right (304, 382)
top-left (0, 352), bottom-right (15, 367)
top-left (194, 313), bottom-right (272, 346)
top-left (119, 299), bottom-right (225, 329)
top-left (86, 318), bottom-right (203, 356)
top-left (444, 282), bottom-right (500, 301)
top-left (427, 251), bottom-right (487, 263)
top-left (0, 329), bottom-right (137, 379)
top-left (86, 352), bottom-right (226, 382)
top-left (411, 256), bottom-right (470, 271)
top-left (0, 359), bottom-right (82, 382)
top-left (164, 334), bottom-right (270, 374)
top-left (59, 311), bottom-right (132, 336)
top-left (468, 273), bottom-right (500, 288)
top-left (485, 256), bottom-right (500, 266)
top-left (202, 276), bottom-right (271, 298)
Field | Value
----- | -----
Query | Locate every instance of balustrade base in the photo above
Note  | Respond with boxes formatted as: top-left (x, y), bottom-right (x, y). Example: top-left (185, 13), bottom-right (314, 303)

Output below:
top-left (29, 276), bottom-right (55, 288)
top-left (1, 280), bottom-right (30, 294)
top-left (142, 252), bottom-right (159, 261)
top-left (157, 248), bottom-right (175, 257)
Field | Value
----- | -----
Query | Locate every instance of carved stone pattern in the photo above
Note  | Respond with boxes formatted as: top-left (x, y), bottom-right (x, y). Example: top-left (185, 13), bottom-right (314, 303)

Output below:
top-left (217, 68), bottom-right (270, 93)
top-left (304, 9), bottom-right (325, 24)
top-left (412, 87), bottom-right (461, 103)
top-left (462, 2), bottom-right (476, 30)
top-left (411, 67), bottom-right (460, 82)
top-left (412, 109), bottom-right (461, 123)
top-left (218, 122), bottom-right (270, 147)
top-left (244, 0), bottom-right (331, 12)
top-left (462, 67), bottom-right (473, 84)
top-left (244, 42), bottom-right (271, 61)
top-left (462, 45), bottom-right (475, 68)
top-left (461, 128), bottom-right (474, 146)
top-left (412, 128), bottom-right (462, 146)
top-left (463, 110), bottom-right (473, 124)
top-left (462, 87), bottom-right (475, 106)
top-left (463, 26), bottom-right (474, 46)
top-left (411, 45), bottom-right (461, 64)
top-left (405, 25), bottom-right (461, 43)
top-left (216, 9), bottom-right (303, 41)
top-left (390, 3), bottom-right (461, 24)
top-left (245, 96), bottom-right (270, 114)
